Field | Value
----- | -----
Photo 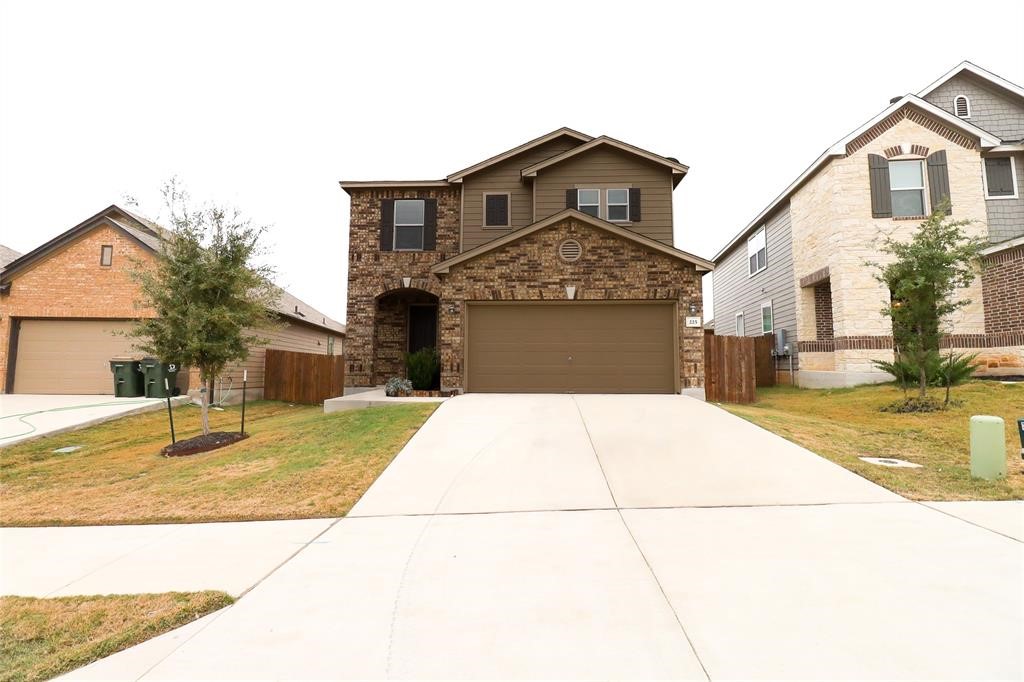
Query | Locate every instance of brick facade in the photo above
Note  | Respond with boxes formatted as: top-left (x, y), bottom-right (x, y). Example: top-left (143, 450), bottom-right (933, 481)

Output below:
top-left (343, 186), bottom-right (705, 392)
top-left (0, 223), bottom-right (157, 391)
top-left (813, 282), bottom-right (834, 341)
top-left (982, 245), bottom-right (1024, 335)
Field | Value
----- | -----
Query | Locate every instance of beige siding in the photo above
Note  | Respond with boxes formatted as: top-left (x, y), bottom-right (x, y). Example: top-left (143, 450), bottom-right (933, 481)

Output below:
top-left (534, 147), bottom-right (675, 245)
top-left (461, 136), bottom-right (582, 251)
top-left (215, 320), bottom-right (340, 402)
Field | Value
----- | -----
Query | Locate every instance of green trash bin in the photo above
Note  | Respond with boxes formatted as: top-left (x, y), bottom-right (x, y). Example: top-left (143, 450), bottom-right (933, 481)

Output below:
top-left (109, 358), bottom-right (144, 398)
top-left (140, 358), bottom-right (181, 398)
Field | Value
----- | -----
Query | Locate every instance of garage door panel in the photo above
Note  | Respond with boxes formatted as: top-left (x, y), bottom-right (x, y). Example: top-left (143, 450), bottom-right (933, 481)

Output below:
top-left (467, 304), bottom-right (674, 394)
top-left (13, 320), bottom-right (138, 394)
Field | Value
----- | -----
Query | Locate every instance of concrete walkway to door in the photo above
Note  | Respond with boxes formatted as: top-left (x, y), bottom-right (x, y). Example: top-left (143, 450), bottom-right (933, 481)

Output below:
top-left (64, 395), bottom-right (1022, 681)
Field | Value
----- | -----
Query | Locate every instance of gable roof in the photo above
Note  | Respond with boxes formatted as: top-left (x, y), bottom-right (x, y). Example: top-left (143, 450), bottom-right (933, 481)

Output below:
top-left (445, 127), bottom-right (593, 182)
top-left (0, 244), bottom-right (23, 272)
top-left (520, 136), bottom-right (690, 186)
top-left (1, 204), bottom-right (345, 335)
top-left (712, 92), bottom-right (1006, 263)
top-left (917, 61), bottom-right (1024, 102)
top-left (430, 208), bottom-right (713, 274)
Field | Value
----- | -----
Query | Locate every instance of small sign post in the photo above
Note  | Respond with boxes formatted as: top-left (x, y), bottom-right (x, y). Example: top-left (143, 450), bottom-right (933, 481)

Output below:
top-left (240, 369), bottom-right (248, 436)
top-left (1018, 418), bottom-right (1023, 459)
top-left (164, 378), bottom-right (176, 444)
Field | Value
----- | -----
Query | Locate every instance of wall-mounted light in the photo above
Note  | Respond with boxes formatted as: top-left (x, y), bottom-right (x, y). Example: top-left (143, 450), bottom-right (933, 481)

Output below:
top-left (688, 302), bottom-right (698, 315)
top-left (565, 285), bottom-right (577, 300)
top-left (402, 277), bottom-right (412, 288)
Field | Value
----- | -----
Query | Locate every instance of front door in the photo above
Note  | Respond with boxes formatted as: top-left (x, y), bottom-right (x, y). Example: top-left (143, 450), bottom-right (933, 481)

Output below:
top-left (409, 305), bottom-right (438, 353)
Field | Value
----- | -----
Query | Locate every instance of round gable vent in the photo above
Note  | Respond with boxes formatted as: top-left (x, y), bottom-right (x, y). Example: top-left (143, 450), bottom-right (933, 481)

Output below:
top-left (559, 239), bottom-right (582, 262)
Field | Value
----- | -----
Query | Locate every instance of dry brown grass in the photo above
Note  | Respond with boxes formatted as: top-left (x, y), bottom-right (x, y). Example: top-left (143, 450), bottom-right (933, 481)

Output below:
top-left (0, 401), bottom-right (437, 526)
top-left (724, 380), bottom-right (1024, 500)
top-left (0, 591), bottom-right (233, 682)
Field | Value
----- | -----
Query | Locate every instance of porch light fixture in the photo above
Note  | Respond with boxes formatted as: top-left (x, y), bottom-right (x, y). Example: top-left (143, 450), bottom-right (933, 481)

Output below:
top-left (565, 285), bottom-right (577, 300)
top-left (688, 302), bottom-right (698, 315)
top-left (402, 277), bottom-right (412, 288)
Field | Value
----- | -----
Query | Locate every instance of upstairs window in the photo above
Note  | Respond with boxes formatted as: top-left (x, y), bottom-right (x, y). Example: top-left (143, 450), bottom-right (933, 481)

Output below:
top-left (984, 157), bottom-right (1018, 199)
top-left (484, 193), bottom-right (510, 227)
top-left (606, 189), bottom-right (630, 222)
top-left (747, 226), bottom-right (766, 276)
top-left (577, 189), bottom-right (600, 217)
top-left (100, 245), bottom-right (113, 267)
top-left (953, 95), bottom-right (971, 118)
top-left (889, 160), bottom-right (926, 217)
top-left (394, 199), bottom-right (425, 250)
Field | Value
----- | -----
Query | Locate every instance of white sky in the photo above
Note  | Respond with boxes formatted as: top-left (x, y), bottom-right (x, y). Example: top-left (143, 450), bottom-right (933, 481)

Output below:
top-left (2, 0), bottom-right (1022, 323)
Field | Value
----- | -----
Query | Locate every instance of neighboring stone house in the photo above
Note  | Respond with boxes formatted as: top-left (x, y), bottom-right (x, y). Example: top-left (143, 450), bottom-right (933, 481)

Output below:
top-left (711, 62), bottom-right (1024, 388)
top-left (0, 204), bottom-right (345, 399)
top-left (341, 129), bottom-right (713, 394)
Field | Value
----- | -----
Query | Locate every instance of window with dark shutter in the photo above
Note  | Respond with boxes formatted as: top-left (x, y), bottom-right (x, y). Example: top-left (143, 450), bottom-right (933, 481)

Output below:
top-left (577, 189), bottom-right (600, 217)
top-left (868, 154), bottom-right (892, 218)
top-left (606, 189), bottom-right (629, 221)
top-left (484, 193), bottom-right (510, 227)
top-left (423, 199), bottom-right (437, 250)
top-left (379, 199), bottom-right (395, 251)
top-left (393, 199), bottom-right (425, 250)
top-left (927, 150), bottom-right (952, 214)
top-left (984, 157), bottom-right (1018, 198)
top-left (628, 188), bottom-right (641, 222)
top-left (565, 188), bottom-right (578, 210)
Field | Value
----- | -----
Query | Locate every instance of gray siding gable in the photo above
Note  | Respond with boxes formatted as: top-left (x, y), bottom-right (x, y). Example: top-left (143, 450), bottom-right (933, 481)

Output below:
top-left (986, 151), bottom-right (1024, 244)
top-left (923, 73), bottom-right (1024, 141)
top-left (712, 203), bottom-right (798, 363)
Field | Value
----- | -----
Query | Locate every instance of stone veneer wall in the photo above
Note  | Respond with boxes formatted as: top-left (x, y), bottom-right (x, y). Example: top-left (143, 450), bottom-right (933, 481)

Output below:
top-left (0, 224), bottom-right (157, 392)
top-left (790, 115), bottom-right (990, 374)
top-left (436, 217), bottom-right (704, 391)
top-left (344, 187), bottom-right (461, 387)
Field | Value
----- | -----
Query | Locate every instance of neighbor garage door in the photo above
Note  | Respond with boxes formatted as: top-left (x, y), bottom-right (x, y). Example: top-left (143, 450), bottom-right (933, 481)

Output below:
top-left (12, 319), bottom-right (138, 394)
top-left (466, 303), bottom-right (676, 393)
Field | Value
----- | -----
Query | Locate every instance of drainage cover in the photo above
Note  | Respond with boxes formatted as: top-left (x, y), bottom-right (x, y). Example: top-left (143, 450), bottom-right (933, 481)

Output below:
top-left (859, 456), bottom-right (922, 468)
top-left (52, 446), bottom-right (83, 454)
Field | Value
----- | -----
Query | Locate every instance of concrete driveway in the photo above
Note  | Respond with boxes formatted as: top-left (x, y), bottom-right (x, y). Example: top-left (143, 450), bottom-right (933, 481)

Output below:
top-left (59, 394), bottom-right (1022, 680)
top-left (0, 394), bottom-right (170, 446)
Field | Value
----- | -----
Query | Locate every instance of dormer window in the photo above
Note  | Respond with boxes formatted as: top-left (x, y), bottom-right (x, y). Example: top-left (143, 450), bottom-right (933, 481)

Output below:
top-left (954, 95), bottom-right (971, 118)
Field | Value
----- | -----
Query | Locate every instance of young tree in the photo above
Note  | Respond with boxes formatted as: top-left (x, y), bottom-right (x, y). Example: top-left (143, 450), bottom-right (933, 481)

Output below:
top-left (130, 180), bottom-right (279, 434)
top-left (868, 203), bottom-right (985, 400)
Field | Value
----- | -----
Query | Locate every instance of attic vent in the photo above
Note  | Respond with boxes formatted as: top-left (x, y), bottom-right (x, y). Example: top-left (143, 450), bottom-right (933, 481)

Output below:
top-left (559, 239), bottom-right (582, 262)
top-left (954, 95), bottom-right (971, 118)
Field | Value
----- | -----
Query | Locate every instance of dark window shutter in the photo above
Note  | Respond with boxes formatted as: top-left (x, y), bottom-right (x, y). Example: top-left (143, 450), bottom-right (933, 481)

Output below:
top-left (927, 150), bottom-right (952, 215)
top-left (423, 199), bottom-right (437, 251)
top-left (565, 189), bottom-right (578, 210)
top-left (379, 199), bottom-right (394, 251)
top-left (868, 154), bottom-right (892, 218)
top-left (984, 157), bottom-right (1015, 196)
top-left (628, 188), bottom-right (641, 222)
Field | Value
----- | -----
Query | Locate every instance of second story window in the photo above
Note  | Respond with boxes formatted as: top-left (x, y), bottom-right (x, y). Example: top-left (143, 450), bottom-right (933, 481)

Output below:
top-left (747, 226), bottom-right (766, 276)
top-left (984, 157), bottom-right (1018, 199)
top-left (394, 199), bottom-right (425, 250)
top-left (607, 189), bottom-right (629, 222)
top-left (100, 245), bottom-right (113, 267)
top-left (889, 160), bottom-right (925, 217)
top-left (578, 189), bottom-right (600, 217)
top-left (484, 193), bottom-right (510, 227)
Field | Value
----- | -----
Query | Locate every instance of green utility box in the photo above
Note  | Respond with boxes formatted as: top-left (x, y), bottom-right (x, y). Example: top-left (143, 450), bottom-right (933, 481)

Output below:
top-left (970, 415), bottom-right (1006, 480)
top-left (109, 359), bottom-right (144, 398)
top-left (140, 358), bottom-right (181, 398)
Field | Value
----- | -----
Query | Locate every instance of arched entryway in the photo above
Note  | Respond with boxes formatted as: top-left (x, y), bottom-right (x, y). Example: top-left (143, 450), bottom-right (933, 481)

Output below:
top-left (373, 288), bottom-right (439, 386)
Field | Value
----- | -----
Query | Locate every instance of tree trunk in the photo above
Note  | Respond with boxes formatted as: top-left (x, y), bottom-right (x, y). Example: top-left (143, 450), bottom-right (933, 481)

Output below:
top-left (918, 362), bottom-right (928, 399)
top-left (200, 377), bottom-right (212, 435)
top-left (944, 378), bottom-right (951, 406)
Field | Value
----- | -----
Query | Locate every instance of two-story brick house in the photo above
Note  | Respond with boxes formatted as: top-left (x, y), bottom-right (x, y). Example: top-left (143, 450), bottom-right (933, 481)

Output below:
top-left (712, 62), bottom-right (1023, 387)
top-left (341, 128), bottom-right (713, 394)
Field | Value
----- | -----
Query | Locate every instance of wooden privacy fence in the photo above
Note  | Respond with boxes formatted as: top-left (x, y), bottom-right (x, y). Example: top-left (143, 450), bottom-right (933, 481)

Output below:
top-left (704, 334), bottom-right (775, 404)
top-left (264, 349), bottom-right (345, 405)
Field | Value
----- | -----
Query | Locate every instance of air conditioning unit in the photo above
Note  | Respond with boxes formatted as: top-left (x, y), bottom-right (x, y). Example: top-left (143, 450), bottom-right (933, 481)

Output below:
top-left (775, 328), bottom-right (789, 356)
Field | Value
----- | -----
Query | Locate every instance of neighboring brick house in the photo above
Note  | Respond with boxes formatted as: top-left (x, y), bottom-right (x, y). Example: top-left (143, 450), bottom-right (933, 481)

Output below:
top-left (0, 205), bottom-right (345, 398)
top-left (712, 62), bottom-right (1024, 388)
top-left (341, 129), bottom-right (712, 394)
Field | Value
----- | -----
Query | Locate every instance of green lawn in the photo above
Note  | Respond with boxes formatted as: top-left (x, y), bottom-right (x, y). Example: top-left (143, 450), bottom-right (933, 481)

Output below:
top-left (0, 592), bottom-right (233, 682)
top-left (0, 401), bottom-right (437, 526)
top-left (723, 380), bottom-right (1024, 500)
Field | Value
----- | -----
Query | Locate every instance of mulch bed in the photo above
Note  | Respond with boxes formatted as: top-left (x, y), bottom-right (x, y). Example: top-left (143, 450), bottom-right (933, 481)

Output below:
top-left (161, 432), bottom-right (248, 457)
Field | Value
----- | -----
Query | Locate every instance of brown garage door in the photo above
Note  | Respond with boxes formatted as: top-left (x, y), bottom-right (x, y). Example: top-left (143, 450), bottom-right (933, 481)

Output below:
top-left (466, 303), bottom-right (676, 393)
top-left (13, 319), bottom-right (138, 394)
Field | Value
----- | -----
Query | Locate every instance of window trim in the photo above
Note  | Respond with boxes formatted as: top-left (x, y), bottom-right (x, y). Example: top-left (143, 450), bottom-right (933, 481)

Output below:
top-left (888, 158), bottom-right (928, 218)
top-left (577, 188), bottom-right (600, 218)
top-left (982, 156), bottom-right (1019, 200)
top-left (760, 300), bottom-right (774, 334)
top-left (393, 199), bottom-right (426, 251)
top-left (482, 192), bottom-right (511, 228)
top-left (747, 226), bottom-right (767, 277)
top-left (735, 311), bottom-right (745, 337)
top-left (606, 188), bottom-right (630, 223)
top-left (99, 244), bottom-right (113, 267)
top-left (953, 95), bottom-right (971, 119)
